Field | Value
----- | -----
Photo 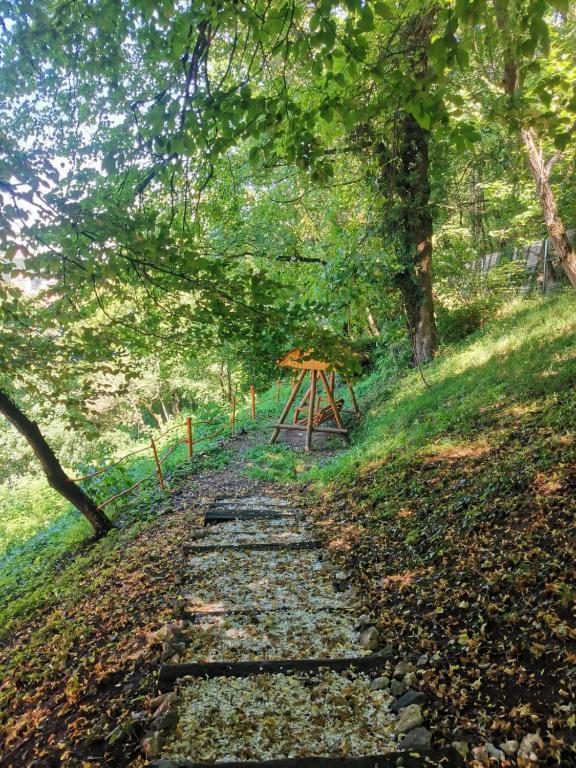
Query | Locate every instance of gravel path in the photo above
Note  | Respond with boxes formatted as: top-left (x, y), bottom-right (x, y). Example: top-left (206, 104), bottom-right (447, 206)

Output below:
top-left (159, 495), bottom-right (398, 763)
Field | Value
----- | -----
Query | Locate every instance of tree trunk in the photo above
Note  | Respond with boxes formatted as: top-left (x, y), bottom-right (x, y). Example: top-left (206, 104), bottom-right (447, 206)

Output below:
top-left (394, 110), bottom-right (438, 364)
top-left (160, 399), bottom-right (170, 423)
top-left (366, 308), bottom-right (380, 337)
top-left (0, 390), bottom-right (112, 537)
top-left (520, 127), bottom-right (576, 288)
top-left (493, 0), bottom-right (576, 289)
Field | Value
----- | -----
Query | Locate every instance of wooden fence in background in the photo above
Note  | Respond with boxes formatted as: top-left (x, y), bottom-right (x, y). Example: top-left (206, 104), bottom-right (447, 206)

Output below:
top-left (67, 380), bottom-right (284, 510)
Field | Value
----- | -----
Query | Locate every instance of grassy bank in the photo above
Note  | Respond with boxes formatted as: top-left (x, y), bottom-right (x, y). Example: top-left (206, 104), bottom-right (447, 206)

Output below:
top-left (308, 292), bottom-right (576, 763)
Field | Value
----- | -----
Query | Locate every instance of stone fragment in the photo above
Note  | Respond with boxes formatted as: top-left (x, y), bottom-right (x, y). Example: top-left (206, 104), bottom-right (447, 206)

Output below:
top-left (390, 690), bottom-right (428, 714)
top-left (148, 692), bottom-right (172, 711)
top-left (151, 692), bottom-right (176, 716)
top-left (518, 733), bottom-right (543, 763)
top-left (359, 626), bottom-right (380, 650)
top-left (451, 741), bottom-right (469, 758)
top-left (395, 704), bottom-right (424, 733)
top-left (499, 740), bottom-right (519, 756)
top-left (372, 643), bottom-right (394, 659)
top-left (399, 726), bottom-right (431, 750)
top-left (141, 734), bottom-right (163, 759)
top-left (334, 570), bottom-right (350, 582)
top-left (390, 679), bottom-right (407, 697)
top-left (370, 676), bottom-right (390, 691)
top-left (403, 671), bottom-right (417, 687)
top-left (394, 660), bottom-right (415, 678)
top-left (485, 742), bottom-right (505, 761)
top-left (356, 613), bottom-right (373, 629)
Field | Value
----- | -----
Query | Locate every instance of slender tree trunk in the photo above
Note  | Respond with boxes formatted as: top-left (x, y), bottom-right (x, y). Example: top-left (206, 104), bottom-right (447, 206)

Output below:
top-left (394, 111), bottom-right (438, 364)
top-left (520, 127), bottom-right (576, 288)
top-left (160, 399), bottom-right (170, 423)
top-left (226, 363), bottom-right (233, 404)
top-left (171, 390), bottom-right (181, 415)
top-left (0, 390), bottom-right (112, 537)
top-left (366, 308), bottom-right (380, 337)
top-left (493, 0), bottom-right (576, 289)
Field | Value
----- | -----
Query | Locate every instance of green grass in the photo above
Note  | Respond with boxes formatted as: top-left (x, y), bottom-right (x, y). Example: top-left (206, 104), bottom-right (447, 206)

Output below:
top-left (308, 291), bottom-right (576, 484)
top-left (0, 382), bottom-right (291, 631)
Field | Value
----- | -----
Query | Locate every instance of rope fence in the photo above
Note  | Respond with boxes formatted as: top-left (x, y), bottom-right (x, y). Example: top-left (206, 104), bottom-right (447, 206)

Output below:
top-left (67, 378), bottom-right (288, 510)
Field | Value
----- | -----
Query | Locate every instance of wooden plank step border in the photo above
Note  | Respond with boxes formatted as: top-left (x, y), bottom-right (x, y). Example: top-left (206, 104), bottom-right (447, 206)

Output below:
top-left (181, 603), bottom-right (344, 620)
top-left (159, 656), bottom-right (387, 688)
top-left (183, 540), bottom-right (321, 553)
top-left (204, 510), bottom-right (305, 523)
top-left (152, 749), bottom-right (464, 768)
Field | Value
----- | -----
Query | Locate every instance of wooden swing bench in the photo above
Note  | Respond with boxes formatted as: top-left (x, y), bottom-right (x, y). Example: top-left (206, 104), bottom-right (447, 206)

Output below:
top-left (295, 398), bottom-right (345, 427)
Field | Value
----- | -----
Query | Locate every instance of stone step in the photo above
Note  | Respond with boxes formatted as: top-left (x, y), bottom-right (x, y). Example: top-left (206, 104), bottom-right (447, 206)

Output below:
top-left (172, 606), bottom-right (361, 664)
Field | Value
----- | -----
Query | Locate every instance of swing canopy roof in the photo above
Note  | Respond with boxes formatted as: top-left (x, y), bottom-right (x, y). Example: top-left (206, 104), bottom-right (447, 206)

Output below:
top-left (277, 349), bottom-right (332, 371)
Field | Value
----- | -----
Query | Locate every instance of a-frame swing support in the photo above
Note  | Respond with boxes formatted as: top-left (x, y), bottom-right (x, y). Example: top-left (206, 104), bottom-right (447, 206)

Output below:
top-left (270, 351), bottom-right (359, 452)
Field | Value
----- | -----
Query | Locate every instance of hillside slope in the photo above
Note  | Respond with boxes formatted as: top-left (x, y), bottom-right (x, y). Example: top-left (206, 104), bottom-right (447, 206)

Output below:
top-left (315, 293), bottom-right (576, 764)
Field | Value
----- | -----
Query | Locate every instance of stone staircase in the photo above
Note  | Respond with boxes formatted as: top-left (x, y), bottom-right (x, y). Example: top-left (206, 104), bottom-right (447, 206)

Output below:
top-left (145, 496), bottom-right (462, 768)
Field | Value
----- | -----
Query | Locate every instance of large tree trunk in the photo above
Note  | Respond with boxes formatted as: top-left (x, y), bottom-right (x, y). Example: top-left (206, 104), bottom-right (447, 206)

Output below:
top-left (0, 391), bottom-right (112, 537)
top-left (394, 111), bottom-right (438, 364)
top-left (520, 127), bottom-right (576, 288)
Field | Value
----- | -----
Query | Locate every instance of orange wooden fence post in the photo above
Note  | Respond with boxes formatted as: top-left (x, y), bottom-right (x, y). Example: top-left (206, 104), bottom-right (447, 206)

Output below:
top-left (231, 395), bottom-right (236, 435)
top-left (250, 385), bottom-right (256, 419)
top-left (276, 379), bottom-right (281, 403)
top-left (150, 438), bottom-right (164, 491)
top-left (186, 416), bottom-right (193, 458)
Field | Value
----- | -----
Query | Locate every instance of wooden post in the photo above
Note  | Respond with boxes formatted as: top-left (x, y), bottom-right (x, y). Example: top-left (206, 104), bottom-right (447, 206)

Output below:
top-left (250, 385), bottom-right (256, 419)
top-left (293, 382), bottom-right (312, 424)
top-left (305, 370), bottom-right (317, 453)
top-left (150, 438), bottom-right (164, 491)
top-left (186, 417), bottom-right (193, 458)
top-left (231, 395), bottom-right (236, 435)
top-left (319, 370), bottom-right (348, 441)
top-left (276, 379), bottom-right (281, 403)
top-left (347, 381), bottom-right (360, 417)
top-left (270, 370), bottom-right (306, 444)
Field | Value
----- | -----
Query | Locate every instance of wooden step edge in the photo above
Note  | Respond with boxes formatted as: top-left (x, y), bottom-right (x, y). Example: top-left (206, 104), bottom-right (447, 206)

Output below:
top-left (183, 540), bottom-right (321, 553)
top-left (152, 748), bottom-right (464, 768)
top-left (181, 603), bottom-right (343, 619)
top-left (158, 655), bottom-right (387, 688)
top-left (204, 515), bottom-right (306, 525)
top-left (204, 512), bottom-right (304, 518)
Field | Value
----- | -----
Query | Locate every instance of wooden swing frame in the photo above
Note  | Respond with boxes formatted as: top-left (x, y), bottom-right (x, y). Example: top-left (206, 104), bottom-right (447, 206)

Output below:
top-left (270, 350), bottom-right (360, 452)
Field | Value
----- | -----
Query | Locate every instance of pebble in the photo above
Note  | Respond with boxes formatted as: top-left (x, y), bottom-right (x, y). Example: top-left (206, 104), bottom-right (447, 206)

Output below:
top-left (403, 671), bottom-right (417, 687)
top-left (399, 726), bottom-right (431, 750)
top-left (390, 690), bottom-right (428, 714)
top-left (485, 742), bottom-right (505, 761)
top-left (451, 740), bottom-right (469, 758)
top-left (142, 734), bottom-right (163, 759)
top-left (518, 733), bottom-right (543, 762)
top-left (355, 613), bottom-right (374, 628)
top-left (499, 740), bottom-right (519, 756)
top-left (393, 660), bottom-right (415, 678)
top-left (370, 676), bottom-right (390, 691)
top-left (359, 626), bottom-right (380, 650)
top-left (390, 679), bottom-right (407, 696)
top-left (395, 704), bottom-right (424, 733)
